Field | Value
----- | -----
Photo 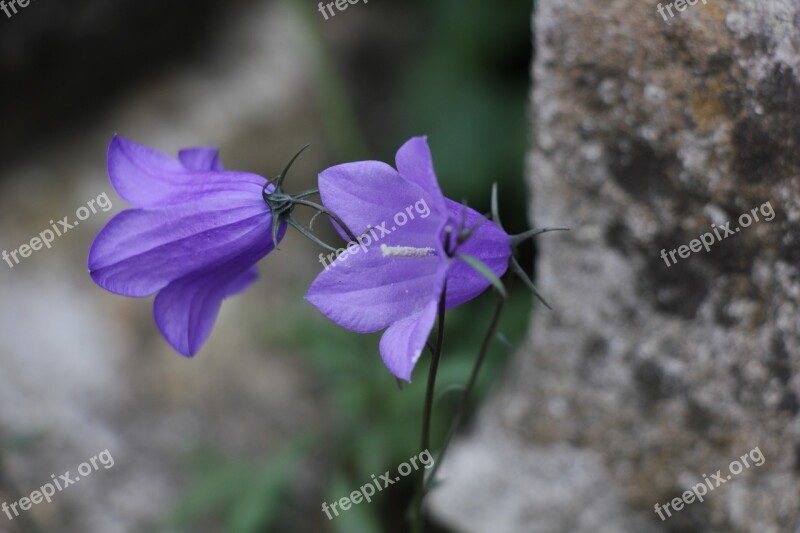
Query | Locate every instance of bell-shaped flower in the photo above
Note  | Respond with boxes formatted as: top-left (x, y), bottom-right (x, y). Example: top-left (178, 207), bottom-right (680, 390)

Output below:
top-left (88, 136), bottom-right (286, 356)
top-left (305, 137), bottom-right (511, 381)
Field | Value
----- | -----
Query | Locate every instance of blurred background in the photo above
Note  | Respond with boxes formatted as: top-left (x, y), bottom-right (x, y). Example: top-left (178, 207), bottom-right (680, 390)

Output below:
top-left (0, 1), bottom-right (537, 531)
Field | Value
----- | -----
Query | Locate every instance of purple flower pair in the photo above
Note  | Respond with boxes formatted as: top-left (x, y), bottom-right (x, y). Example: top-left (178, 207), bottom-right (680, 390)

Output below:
top-left (89, 136), bottom-right (510, 381)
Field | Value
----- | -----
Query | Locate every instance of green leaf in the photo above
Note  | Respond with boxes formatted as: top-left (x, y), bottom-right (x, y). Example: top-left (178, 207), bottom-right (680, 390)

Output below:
top-left (456, 253), bottom-right (508, 300)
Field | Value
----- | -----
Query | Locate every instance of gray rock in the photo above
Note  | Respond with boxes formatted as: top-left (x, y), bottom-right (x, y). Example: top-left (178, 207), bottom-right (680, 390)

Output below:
top-left (430, 1), bottom-right (800, 531)
top-left (428, 424), bottom-right (657, 533)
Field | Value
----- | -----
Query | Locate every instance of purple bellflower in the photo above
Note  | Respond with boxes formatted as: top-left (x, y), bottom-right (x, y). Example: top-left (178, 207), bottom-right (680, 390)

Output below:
top-left (88, 136), bottom-right (286, 356)
top-left (305, 137), bottom-right (511, 382)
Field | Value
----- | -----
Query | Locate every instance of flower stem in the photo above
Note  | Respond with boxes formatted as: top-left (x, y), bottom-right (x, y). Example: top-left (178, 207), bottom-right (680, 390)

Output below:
top-left (411, 287), bottom-right (447, 533)
top-left (424, 296), bottom-right (506, 492)
top-left (292, 198), bottom-right (359, 243)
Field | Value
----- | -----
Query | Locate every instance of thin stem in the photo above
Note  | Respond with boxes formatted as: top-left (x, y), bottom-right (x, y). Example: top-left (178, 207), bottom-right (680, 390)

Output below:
top-left (509, 256), bottom-right (552, 309)
top-left (510, 227), bottom-right (569, 247)
top-left (293, 188), bottom-right (320, 200)
top-left (275, 144), bottom-right (311, 189)
top-left (292, 198), bottom-right (359, 243)
top-left (424, 297), bottom-right (506, 492)
top-left (411, 287), bottom-right (448, 533)
top-left (286, 216), bottom-right (338, 253)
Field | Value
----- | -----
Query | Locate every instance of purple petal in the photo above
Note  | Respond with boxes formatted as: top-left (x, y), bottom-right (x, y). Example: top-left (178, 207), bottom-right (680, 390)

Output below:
top-left (154, 261), bottom-right (262, 357)
top-left (108, 136), bottom-right (264, 207)
top-left (88, 190), bottom-right (275, 297)
top-left (443, 199), bottom-right (511, 309)
top-left (394, 137), bottom-right (447, 214)
top-left (179, 147), bottom-right (223, 171)
top-left (222, 265), bottom-right (259, 297)
top-left (305, 233), bottom-right (449, 333)
top-left (379, 298), bottom-right (439, 382)
top-left (318, 160), bottom-right (448, 241)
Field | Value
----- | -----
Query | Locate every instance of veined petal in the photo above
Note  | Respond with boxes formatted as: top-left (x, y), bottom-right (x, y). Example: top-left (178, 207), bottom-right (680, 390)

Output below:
top-left (222, 265), bottom-right (259, 298)
top-left (305, 237), bottom-right (449, 333)
top-left (379, 297), bottom-right (440, 382)
top-left (395, 136), bottom-right (447, 215)
top-left (88, 191), bottom-right (275, 297)
top-left (318, 160), bottom-right (448, 241)
top-left (108, 136), bottom-right (264, 207)
top-left (178, 147), bottom-right (223, 171)
top-left (154, 252), bottom-right (266, 357)
top-left (443, 199), bottom-right (511, 308)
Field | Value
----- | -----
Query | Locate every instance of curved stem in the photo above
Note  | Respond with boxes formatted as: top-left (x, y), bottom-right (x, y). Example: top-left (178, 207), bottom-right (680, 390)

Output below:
top-left (424, 297), bottom-right (505, 492)
top-left (276, 144), bottom-right (310, 189)
top-left (286, 216), bottom-right (338, 253)
top-left (292, 198), bottom-right (359, 243)
top-left (411, 286), bottom-right (448, 533)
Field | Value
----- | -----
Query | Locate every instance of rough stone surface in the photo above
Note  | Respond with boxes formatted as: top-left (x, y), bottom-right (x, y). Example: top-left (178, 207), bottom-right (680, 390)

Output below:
top-left (431, 1), bottom-right (800, 532)
top-left (429, 422), bottom-right (657, 533)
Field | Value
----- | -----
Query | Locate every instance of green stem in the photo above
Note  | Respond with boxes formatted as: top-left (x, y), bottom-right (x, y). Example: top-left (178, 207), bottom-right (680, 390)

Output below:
top-left (285, 216), bottom-right (338, 253)
top-left (292, 198), bottom-right (359, 243)
top-left (411, 287), bottom-right (448, 533)
top-left (424, 297), bottom-right (506, 492)
top-left (510, 227), bottom-right (570, 247)
top-left (293, 188), bottom-right (320, 200)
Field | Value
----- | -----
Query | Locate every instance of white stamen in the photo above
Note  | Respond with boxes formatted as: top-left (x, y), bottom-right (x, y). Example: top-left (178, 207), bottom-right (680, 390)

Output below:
top-left (380, 244), bottom-right (436, 258)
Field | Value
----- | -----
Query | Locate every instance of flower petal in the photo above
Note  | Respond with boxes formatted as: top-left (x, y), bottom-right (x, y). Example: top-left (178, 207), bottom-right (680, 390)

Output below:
top-left (318, 160), bottom-right (447, 241)
top-left (108, 136), bottom-right (264, 207)
top-left (178, 147), bottom-right (223, 171)
top-left (379, 297), bottom-right (439, 382)
top-left (443, 199), bottom-right (511, 308)
top-left (305, 234), bottom-right (449, 333)
top-left (154, 260), bottom-right (263, 357)
top-left (394, 136), bottom-right (447, 214)
top-left (222, 265), bottom-right (259, 297)
top-left (88, 191), bottom-right (275, 297)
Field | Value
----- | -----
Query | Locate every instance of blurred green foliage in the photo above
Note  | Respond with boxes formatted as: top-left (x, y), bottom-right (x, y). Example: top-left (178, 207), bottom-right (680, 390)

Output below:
top-left (396, 0), bottom-right (534, 233)
top-left (168, 442), bottom-right (307, 532)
